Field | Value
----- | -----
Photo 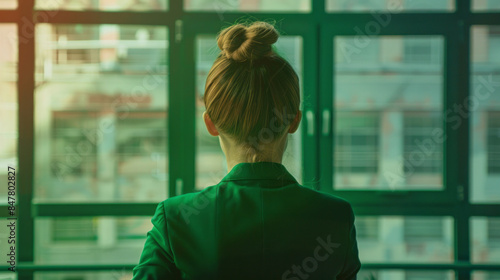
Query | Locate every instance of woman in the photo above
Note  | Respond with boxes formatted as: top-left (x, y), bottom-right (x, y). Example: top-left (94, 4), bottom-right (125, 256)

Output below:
top-left (132, 21), bottom-right (361, 280)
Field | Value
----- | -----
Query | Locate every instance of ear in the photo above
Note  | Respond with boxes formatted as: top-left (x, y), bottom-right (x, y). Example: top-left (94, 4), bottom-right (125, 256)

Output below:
top-left (203, 111), bottom-right (219, 136)
top-left (288, 110), bottom-right (302, 134)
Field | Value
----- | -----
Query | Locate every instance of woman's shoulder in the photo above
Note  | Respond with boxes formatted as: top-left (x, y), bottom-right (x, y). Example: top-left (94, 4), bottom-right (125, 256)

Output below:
top-left (295, 184), bottom-right (354, 211)
top-left (156, 185), bottom-right (219, 221)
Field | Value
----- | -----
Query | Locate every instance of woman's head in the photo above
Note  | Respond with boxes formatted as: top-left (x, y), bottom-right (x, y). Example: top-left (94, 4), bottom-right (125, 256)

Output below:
top-left (203, 21), bottom-right (301, 163)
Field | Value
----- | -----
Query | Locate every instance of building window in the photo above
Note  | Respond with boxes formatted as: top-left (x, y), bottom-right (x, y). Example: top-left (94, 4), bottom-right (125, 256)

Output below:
top-left (52, 218), bottom-right (97, 242)
top-left (335, 112), bottom-right (379, 173)
top-left (404, 37), bottom-right (442, 64)
top-left (355, 217), bottom-right (379, 240)
top-left (404, 218), bottom-right (444, 242)
top-left (51, 111), bottom-right (98, 177)
top-left (488, 111), bottom-right (500, 174)
top-left (403, 112), bottom-right (442, 174)
top-left (116, 111), bottom-right (167, 180)
top-left (405, 271), bottom-right (449, 280)
top-left (487, 219), bottom-right (500, 248)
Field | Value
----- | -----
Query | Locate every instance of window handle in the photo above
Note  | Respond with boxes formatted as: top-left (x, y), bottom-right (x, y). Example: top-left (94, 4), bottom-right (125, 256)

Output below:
top-left (322, 109), bottom-right (331, 137)
top-left (305, 110), bottom-right (315, 136)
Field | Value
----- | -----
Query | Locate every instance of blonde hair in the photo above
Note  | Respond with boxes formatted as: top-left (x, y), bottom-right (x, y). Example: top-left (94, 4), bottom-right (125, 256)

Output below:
top-left (203, 21), bottom-right (300, 162)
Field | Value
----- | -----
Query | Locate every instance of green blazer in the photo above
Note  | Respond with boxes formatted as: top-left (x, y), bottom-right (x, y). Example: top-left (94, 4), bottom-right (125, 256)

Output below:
top-left (132, 161), bottom-right (360, 280)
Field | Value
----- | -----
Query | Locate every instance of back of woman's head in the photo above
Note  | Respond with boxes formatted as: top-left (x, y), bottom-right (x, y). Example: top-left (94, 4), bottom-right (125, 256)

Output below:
top-left (203, 21), bottom-right (300, 158)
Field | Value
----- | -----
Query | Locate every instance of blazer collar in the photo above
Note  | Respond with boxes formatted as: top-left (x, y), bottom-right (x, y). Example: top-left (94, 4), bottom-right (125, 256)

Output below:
top-left (220, 161), bottom-right (298, 184)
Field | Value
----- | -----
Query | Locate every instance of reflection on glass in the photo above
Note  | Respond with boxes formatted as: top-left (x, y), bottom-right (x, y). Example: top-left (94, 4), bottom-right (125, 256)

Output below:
top-left (471, 217), bottom-right (500, 263)
top-left (0, 0), bottom-right (17, 9)
top-left (0, 273), bottom-right (16, 280)
top-left (35, 217), bottom-right (148, 265)
top-left (472, 271), bottom-right (500, 280)
top-left (34, 24), bottom-right (169, 202)
top-left (356, 216), bottom-right (454, 263)
top-left (470, 26), bottom-right (500, 204)
top-left (195, 35), bottom-right (303, 190)
top-left (334, 36), bottom-right (444, 190)
top-left (35, 0), bottom-right (167, 11)
top-left (473, 0), bottom-right (500, 11)
top-left (0, 24), bottom-right (17, 204)
top-left (326, 0), bottom-right (454, 12)
top-left (358, 270), bottom-right (454, 280)
top-left (35, 271), bottom-right (132, 280)
top-left (185, 0), bottom-right (310, 12)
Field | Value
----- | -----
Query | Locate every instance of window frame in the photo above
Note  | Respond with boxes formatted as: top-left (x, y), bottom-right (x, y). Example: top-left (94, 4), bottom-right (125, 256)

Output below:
top-left (320, 22), bottom-right (456, 206)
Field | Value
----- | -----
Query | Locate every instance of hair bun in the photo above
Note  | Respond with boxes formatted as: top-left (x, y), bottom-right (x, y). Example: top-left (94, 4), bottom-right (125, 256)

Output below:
top-left (217, 22), bottom-right (279, 62)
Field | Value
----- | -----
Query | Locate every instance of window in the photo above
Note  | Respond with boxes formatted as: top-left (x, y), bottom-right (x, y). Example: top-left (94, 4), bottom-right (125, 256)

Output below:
top-left (403, 112), bottom-right (443, 184)
top-left (470, 25), bottom-right (500, 203)
top-left (335, 112), bottom-right (380, 174)
top-left (357, 270), bottom-right (455, 280)
top-left (404, 218), bottom-right (445, 242)
top-left (35, 0), bottom-right (168, 11)
top-left (36, 217), bottom-right (150, 265)
top-left (0, 0), bottom-right (16, 9)
top-left (35, 271), bottom-right (133, 280)
top-left (185, 0), bottom-right (311, 12)
top-left (0, 24), bottom-right (17, 202)
top-left (473, 0), bottom-right (500, 12)
top-left (471, 217), bottom-right (500, 263)
top-left (487, 219), bottom-right (500, 246)
top-left (355, 217), bottom-right (379, 240)
top-left (326, 0), bottom-right (455, 12)
top-left (472, 271), bottom-right (500, 280)
top-left (34, 24), bottom-right (169, 203)
top-left (405, 271), bottom-right (450, 280)
top-left (403, 218), bottom-right (445, 255)
top-left (404, 37), bottom-right (443, 64)
top-left (52, 218), bottom-right (97, 242)
top-left (51, 111), bottom-right (98, 179)
top-left (487, 112), bottom-right (500, 174)
top-left (356, 216), bottom-right (453, 263)
top-left (334, 36), bottom-right (444, 190)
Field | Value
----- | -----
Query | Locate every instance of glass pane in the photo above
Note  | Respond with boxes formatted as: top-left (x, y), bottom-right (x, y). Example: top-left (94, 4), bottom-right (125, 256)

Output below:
top-left (0, 0), bottom-right (16, 9)
top-left (195, 35), bottom-right (303, 190)
top-left (34, 24), bottom-right (169, 203)
top-left (356, 216), bottom-right (454, 263)
top-left (35, 271), bottom-right (132, 280)
top-left (0, 273), bottom-right (16, 280)
top-left (470, 26), bottom-right (500, 204)
top-left (473, 271), bottom-right (500, 280)
top-left (327, 0), bottom-right (454, 12)
top-left (0, 24), bottom-right (18, 205)
top-left (185, 0), bottom-right (310, 12)
top-left (35, 0), bottom-right (167, 11)
top-left (35, 217), bottom-right (148, 265)
top-left (473, 0), bottom-right (500, 11)
top-left (358, 270), bottom-right (454, 280)
top-left (334, 36), bottom-right (444, 190)
top-left (471, 217), bottom-right (500, 263)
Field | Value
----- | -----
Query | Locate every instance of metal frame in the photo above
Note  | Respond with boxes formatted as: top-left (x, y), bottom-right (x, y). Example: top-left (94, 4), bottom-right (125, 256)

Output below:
top-left (320, 17), bottom-right (456, 205)
top-left (0, 0), bottom-right (499, 279)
